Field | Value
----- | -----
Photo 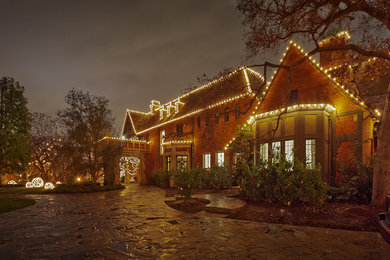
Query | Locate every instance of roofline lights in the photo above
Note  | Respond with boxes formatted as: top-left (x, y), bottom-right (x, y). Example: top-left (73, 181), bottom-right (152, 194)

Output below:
top-left (162, 140), bottom-right (193, 146)
top-left (255, 104), bottom-right (336, 119)
top-left (98, 136), bottom-right (151, 144)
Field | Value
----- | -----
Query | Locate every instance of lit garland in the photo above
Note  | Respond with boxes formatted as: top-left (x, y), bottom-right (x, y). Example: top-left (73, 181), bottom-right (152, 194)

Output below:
top-left (56, 181), bottom-right (62, 184)
top-left (25, 182), bottom-right (33, 188)
top-left (120, 156), bottom-right (140, 182)
top-left (7, 180), bottom-right (17, 185)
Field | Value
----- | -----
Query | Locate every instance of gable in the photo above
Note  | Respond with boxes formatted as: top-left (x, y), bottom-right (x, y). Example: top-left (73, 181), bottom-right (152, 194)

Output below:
top-left (259, 44), bottom-right (371, 116)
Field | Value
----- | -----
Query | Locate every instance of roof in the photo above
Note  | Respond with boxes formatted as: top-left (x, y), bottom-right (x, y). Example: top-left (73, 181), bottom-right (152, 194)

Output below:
top-left (122, 68), bottom-right (265, 136)
top-left (255, 41), bottom-right (382, 118)
top-left (326, 58), bottom-right (390, 111)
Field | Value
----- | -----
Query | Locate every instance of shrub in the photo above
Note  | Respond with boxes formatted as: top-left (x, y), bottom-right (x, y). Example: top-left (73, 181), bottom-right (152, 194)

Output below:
top-left (147, 169), bottom-right (171, 188)
top-left (173, 168), bottom-right (205, 200)
top-left (331, 157), bottom-right (373, 204)
top-left (239, 156), bottom-right (328, 207)
top-left (206, 165), bottom-right (230, 190)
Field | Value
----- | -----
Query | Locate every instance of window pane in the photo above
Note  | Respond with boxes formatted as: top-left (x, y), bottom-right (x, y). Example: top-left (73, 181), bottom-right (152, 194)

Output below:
top-left (285, 140), bottom-right (294, 163)
top-left (176, 155), bottom-right (188, 170)
top-left (260, 143), bottom-right (268, 163)
top-left (272, 141), bottom-right (281, 162)
top-left (204, 153), bottom-right (211, 168)
top-left (306, 139), bottom-right (316, 168)
top-left (217, 152), bottom-right (224, 166)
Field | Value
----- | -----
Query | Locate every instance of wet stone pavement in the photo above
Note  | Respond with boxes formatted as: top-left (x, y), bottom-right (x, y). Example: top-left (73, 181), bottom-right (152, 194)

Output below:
top-left (0, 185), bottom-right (389, 259)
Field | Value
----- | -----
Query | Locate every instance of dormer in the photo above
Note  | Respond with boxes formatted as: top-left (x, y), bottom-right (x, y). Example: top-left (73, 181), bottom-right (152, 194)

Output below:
top-left (149, 100), bottom-right (161, 113)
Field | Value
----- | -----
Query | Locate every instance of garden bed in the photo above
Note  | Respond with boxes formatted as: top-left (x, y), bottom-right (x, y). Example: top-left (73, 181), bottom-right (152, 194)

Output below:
top-left (165, 197), bottom-right (211, 213)
top-left (227, 201), bottom-right (382, 232)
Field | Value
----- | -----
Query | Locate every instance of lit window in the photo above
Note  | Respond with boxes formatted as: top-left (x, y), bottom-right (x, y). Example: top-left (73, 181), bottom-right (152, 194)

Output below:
top-left (160, 130), bottom-right (165, 154)
top-left (259, 143), bottom-right (268, 163)
top-left (306, 139), bottom-right (316, 169)
top-left (216, 151), bottom-right (224, 166)
top-left (272, 141), bottom-right (281, 162)
top-left (176, 155), bottom-right (188, 170)
top-left (285, 140), bottom-right (294, 163)
top-left (203, 153), bottom-right (211, 169)
top-left (166, 156), bottom-right (171, 172)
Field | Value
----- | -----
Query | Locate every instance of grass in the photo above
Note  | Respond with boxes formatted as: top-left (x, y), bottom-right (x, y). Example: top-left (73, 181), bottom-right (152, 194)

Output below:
top-left (0, 197), bottom-right (36, 214)
top-left (0, 183), bottom-right (125, 194)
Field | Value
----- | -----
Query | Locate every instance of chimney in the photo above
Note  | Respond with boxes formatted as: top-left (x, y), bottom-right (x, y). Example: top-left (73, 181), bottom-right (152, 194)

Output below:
top-left (319, 31), bottom-right (351, 68)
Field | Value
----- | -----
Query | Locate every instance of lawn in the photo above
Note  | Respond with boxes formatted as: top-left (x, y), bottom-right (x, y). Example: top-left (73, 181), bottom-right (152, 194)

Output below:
top-left (0, 183), bottom-right (125, 194)
top-left (0, 197), bottom-right (36, 214)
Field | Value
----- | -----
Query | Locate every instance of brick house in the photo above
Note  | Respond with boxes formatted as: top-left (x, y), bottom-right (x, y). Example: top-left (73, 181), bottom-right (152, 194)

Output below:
top-left (108, 32), bottom-right (384, 186)
top-left (251, 34), bottom-right (383, 185)
top-left (117, 68), bottom-right (264, 183)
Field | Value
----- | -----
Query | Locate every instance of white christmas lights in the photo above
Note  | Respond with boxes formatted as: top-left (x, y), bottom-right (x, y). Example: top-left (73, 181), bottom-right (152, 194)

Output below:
top-left (25, 182), bottom-right (33, 188)
top-left (31, 177), bottom-right (44, 188)
top-left (7, 180), bottom-right (17, 185)
top-left (44, 182), bottom-right (55, 190)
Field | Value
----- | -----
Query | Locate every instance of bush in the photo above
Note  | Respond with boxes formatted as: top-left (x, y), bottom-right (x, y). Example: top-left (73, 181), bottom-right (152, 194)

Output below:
top-left (148, 169), bottom-right (171, 188)
top-left (207, 165), bottom-right (230, 190)
top-left (331, 157), bottom-right (373, 204)
top-left (239, 157), bottom-right (328, 207)
top-left (173, 168), bottom-right (205, 200)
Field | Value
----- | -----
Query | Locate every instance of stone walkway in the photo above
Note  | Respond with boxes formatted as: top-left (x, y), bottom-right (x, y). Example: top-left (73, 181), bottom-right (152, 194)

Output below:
top-left (0, 185), bottom-right (389, 259)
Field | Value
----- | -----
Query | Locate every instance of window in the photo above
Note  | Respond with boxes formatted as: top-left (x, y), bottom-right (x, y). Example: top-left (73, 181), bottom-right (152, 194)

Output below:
top-left (203, 153), bottom-right (211, 169)
top-left (216, 151), bottom-right (224, 166)
top-left (206, 113), bottom-right (210, 126)
top-left (289, 89), bottom-right (298, 105)
top-left (215, 112), bottom-right (219, 124)
top-left (284, 140), bottom-right (294, 163)
top-left (259, 143), bottom-right (268, 163)
top-left (225, 108), bottom-right (229, 121)
top-left (235, 104), bottom-right (240, 119)
top-left (160, 130), bottom-right (165, 154)
top-left (166, 156), bottom-right (171, 172)
top-left (146, 134), bottom-right (150, 142)
top-left (233, 153), bottom-right (240, 164)
top-left (176, 124), bottom-right (183, 137)
top-left (197, 116), bottom-right (201, 128)
top-left (176, 155), bottom-right (188, 170)
top-left (271, 141), bottom-right (281, 162)
top-left (306, 139), bottom-right (316, 168)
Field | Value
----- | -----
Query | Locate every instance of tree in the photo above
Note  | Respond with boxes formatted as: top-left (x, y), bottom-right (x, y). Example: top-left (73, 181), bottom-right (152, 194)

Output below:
top-left (57, 89), bottom-right (114, 183)
top-left (0, 77), bottom-right (31, 182)
top-left (237, 0), bottom-right (390, 206)
top-left (30, 112), bottom-right (60, 181)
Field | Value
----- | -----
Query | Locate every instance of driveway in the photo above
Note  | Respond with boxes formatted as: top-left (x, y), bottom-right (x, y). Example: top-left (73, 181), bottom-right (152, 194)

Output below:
top-left (0, 184), bottom-right (389, 259)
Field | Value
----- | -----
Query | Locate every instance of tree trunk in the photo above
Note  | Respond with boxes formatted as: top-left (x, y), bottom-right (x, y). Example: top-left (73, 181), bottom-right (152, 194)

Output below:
top-left (372, 82), bottom-right (390, 207)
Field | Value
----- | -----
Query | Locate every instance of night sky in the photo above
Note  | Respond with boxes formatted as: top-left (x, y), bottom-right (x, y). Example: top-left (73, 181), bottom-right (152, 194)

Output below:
top-left (1, 0), bottom-right (272, 132)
